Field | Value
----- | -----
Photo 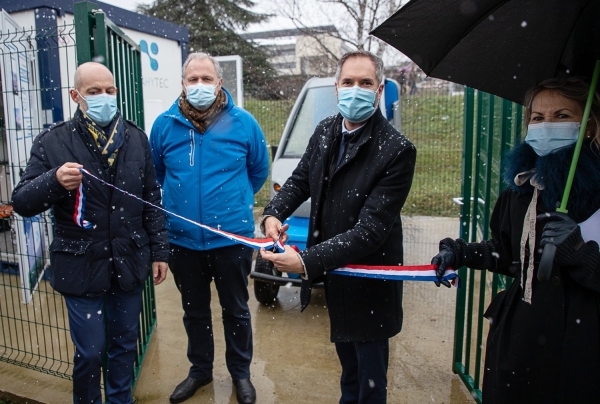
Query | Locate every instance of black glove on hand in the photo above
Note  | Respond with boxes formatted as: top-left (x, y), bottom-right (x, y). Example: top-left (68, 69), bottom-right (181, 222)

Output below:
top-left (537, 212), bottom-right (579, 248)
top-left (431, 246), bottom-right (454, 288)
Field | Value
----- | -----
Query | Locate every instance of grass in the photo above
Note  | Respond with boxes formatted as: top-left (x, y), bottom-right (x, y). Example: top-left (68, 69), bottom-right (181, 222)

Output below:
top-left (246, 92), bottom-right (465, 217)
top-left (401, 93), bottom-right (464, 216)
top-left (244, 98), bottom-right (295, 148)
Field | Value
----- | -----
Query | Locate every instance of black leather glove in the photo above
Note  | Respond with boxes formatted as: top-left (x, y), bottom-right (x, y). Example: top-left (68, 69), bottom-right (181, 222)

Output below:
top-left (431, 246), bottom-right (453, 288)
top-left (538, 212), bottom-right (579, 247)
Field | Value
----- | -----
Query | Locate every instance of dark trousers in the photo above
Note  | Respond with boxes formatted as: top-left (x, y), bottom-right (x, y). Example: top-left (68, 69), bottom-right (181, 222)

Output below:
top-left (335, 339), bottom-right (390, 404)
top-left (64, 283), bottom-right (143, 404)
top-left (170, 244), bottom-right (253, 380)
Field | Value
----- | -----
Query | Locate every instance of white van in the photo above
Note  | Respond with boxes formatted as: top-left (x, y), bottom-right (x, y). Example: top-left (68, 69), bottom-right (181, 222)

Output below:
top-left (252, 76), bottom-right (402, 304)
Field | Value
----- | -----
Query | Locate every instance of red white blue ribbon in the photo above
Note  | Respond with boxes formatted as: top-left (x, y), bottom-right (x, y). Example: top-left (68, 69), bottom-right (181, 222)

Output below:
top-left (73, 181), bottom-right (92, 229)
top-left (334, 264), bottom-right (459, 287)
top-left (76, 168), bottom-right (458, 285)
top-left (76, 168), bottom-right (285, 251)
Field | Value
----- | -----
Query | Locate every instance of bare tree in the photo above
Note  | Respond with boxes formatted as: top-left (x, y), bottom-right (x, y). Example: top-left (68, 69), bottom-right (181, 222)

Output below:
top-left (277, 0), bottom-right (406, 61)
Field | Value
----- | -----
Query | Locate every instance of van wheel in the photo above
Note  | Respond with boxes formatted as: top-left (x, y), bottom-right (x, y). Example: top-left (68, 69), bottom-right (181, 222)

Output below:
top-left (253, 254), bottom-right (281, 305)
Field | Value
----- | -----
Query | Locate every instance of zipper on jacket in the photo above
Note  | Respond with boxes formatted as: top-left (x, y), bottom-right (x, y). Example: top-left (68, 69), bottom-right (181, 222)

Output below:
top-left (189, 129), bottom-right (195, 166)
top-left (188, 127), bottom-right (204, 247)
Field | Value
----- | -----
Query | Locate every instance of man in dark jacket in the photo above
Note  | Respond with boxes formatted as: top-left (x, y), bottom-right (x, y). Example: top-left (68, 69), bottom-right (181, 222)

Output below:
top-left (11, 62), bottom-right (169, 404)
top-left (260, 50), bottom-right (416, 404)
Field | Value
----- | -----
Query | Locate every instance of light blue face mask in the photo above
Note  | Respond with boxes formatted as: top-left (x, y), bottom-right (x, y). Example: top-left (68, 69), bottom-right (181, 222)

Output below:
top-left (79, 92), bottom-right (118, 126)
top-left (525, 122), bottom-right (580, 156)
top-left (337, 86), bottom-right (378, 123)
top-left (186, 83), bottom-right (217, 110)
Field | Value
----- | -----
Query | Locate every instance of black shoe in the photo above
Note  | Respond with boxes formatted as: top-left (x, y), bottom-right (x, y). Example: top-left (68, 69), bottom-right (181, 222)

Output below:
top-left (233, 379), bottom-right (256, 404)
top-left (169, 376), bottom-right (213, 403)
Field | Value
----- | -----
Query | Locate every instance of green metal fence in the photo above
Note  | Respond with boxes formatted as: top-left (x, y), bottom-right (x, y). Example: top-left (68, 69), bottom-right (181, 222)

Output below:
top-left (0, 20), bottom-right (77, 381)
top-left (452, 87), bottom-right (523, 403)
top-left (0, 0), bottom-right (155, 394)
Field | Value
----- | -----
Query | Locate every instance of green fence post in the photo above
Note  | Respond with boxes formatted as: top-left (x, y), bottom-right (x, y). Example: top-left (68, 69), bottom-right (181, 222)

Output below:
top-left (93, 11), bottom-right (108, 66)
top-left (453, 87), bottom-right (475, 376)
top-left (74, 2), bottom-right (97, 66)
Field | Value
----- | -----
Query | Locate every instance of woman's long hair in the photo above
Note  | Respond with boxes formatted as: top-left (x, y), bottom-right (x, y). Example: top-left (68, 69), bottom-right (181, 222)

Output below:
top-left (523, 78), bottom-right (600, 149)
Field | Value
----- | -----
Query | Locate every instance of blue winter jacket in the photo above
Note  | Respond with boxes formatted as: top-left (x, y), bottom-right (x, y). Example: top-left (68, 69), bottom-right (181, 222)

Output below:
top-left (150, 88), bottom-right (269, 251)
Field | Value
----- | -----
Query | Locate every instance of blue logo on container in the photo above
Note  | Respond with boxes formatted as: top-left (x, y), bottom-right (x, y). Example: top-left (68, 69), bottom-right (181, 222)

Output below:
top-left (140, 40), bottom-right (159, 71)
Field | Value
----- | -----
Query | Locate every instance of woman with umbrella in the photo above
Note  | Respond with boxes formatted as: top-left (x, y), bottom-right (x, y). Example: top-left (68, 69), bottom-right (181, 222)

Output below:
top-left (432, 78), bottom-right (600, 403)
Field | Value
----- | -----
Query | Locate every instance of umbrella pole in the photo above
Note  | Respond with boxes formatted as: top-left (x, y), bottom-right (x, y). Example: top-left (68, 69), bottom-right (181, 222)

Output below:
top-left (558, 60), bottom-right (600, 212)
top-left (538, 60), bottom-right (600, 281)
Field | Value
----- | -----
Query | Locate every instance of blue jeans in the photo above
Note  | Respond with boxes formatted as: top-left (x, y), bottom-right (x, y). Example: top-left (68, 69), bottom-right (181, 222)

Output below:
top-left (169, 244), bottom-right (253, 381)
top-left (335, 339), bottom-right (390, 404)
top-left (64, 283), bottom-right (143, 404)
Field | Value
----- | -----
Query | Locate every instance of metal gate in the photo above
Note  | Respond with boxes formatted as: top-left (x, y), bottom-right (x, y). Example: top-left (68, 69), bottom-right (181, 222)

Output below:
top-left (0, 0), bottom-right (155, 393)
top-left (452, 87), bottom-right (523, 402)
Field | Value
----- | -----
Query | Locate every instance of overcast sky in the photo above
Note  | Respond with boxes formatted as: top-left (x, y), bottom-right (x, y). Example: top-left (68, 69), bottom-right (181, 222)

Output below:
top-left (98, 0), bottom-right (326, 33)
top-left (96, 0), bottom-right (410, 64)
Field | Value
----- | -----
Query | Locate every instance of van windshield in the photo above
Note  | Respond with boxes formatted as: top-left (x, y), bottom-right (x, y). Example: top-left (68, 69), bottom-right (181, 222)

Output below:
top-left (282, 85), bottom-right (339, 158)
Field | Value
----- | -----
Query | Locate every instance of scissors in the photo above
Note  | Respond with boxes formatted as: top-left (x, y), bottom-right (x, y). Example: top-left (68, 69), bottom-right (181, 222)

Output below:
top-left (271, 227), bottom-right (282, 252)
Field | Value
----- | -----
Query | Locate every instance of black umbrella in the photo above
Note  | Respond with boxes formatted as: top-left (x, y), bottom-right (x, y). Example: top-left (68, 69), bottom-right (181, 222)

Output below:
top-left (372, 0), bottom-right (600, 280)
top-left (371, 0), bottom-right (599, 105)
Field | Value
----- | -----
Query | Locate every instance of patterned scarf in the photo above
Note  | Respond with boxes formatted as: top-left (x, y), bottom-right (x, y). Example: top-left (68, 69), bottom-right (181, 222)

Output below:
top-left (79, 109), bottom-right (125, 166)
top-left (178, 89), bottom-right (226, 134)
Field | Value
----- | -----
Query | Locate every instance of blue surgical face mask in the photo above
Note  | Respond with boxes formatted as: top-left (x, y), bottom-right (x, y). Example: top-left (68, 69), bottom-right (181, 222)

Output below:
top-left (186, 83), bottom-right (217, 110)
top-left (78, 91), bottom-right (118, 126)
top-left (337, 86), bottom-right (378, 123)
top-left (525, 122), bottom-right (580, 156)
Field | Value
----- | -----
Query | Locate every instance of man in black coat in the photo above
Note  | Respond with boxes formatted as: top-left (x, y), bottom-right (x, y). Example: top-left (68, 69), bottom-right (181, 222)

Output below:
top-left (260, 50), bottom-right (416, 404)
top-left (11, 62), bottom-right (169, 404)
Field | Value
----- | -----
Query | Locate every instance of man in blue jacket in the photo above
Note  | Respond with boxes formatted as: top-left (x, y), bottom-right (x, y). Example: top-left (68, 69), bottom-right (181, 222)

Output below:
top-left (150, 52), bottom-right (269, 404)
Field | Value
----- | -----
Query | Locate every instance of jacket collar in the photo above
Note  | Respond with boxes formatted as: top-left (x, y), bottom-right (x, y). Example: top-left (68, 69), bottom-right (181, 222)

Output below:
top-left (504, 141), bottom-right (600, 222)
top-left (164, 87), bottom-right (235, 130)
top-left (326, 109), bottom-right (384, 149)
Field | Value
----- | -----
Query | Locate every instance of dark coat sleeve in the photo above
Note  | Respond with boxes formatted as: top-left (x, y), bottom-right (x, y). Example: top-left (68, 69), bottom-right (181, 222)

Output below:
top-left (262, 130), bottom-right (316, 221)
top-left (441, 189), bottom-right (515, 277)
top-left (12, 129), bottom-right (69, 217)
top-left (554, 228), bottom-right (600, 293)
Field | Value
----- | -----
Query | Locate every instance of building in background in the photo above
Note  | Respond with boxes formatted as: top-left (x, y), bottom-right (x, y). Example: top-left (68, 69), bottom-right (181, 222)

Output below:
top-left (241, 26), bottom-right (352, 77)
top-left (0, 0), bottom-right (189, 134)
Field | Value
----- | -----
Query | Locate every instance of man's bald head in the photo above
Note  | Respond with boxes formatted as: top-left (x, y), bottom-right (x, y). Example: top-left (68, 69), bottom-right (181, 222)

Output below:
top-left (73, 62), bottom-right (114, 91)
top-left (69, 62), bottom-right (118, 113)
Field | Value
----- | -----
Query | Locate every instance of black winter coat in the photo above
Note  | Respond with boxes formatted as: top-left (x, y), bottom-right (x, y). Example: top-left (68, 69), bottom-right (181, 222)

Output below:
top-left (12, 112), bottom-right (169, 297)
top-left (263, 110), bottom-right (416, 342)
top-left (445, 143), bottom-right (600, 403)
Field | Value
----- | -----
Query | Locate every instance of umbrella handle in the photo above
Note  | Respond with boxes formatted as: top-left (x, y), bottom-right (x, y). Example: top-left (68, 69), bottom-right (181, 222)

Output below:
top-left (537, 243), bottom-right (556, 281)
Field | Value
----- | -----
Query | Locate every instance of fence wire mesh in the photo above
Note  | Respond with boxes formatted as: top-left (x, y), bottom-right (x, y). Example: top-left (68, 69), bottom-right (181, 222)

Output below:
top-left (247, 75), bottom-right (464, 266)
top-left (0, 22), bottom-right (77, 380)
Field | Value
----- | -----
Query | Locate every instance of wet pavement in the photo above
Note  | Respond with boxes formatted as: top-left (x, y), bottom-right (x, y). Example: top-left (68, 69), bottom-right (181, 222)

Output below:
top-left (134, 277), bottom-right (475, 404)
top-left (0, 216), bottom-right (476, 403)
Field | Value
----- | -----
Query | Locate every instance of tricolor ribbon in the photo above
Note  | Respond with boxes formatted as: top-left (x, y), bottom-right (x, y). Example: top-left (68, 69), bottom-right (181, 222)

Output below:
top-left (334, 264), bottom-right (459, 287)
top-left (73, 181), bottom-right (92, 229)
top-left (75, 168), bottom-right (285, 251)
top-left (75, 168), bottom-right (458, 285)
